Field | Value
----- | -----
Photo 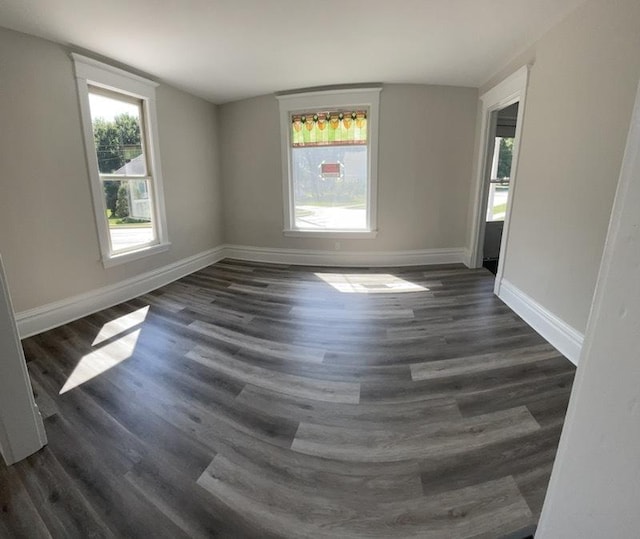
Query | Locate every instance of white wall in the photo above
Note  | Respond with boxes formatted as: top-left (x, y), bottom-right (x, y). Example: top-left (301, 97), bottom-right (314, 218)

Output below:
top-left (487, 0), bottom-right (640, 333)
top-left (219, 85), bottom-right (478, 252)
top-left (0, 27), bottom-right (223, 313)
top-left (536, 75), bottom-right (640, 539)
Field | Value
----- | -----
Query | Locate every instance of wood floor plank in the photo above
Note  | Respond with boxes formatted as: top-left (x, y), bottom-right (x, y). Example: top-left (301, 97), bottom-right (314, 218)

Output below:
top-left (525, 391), bottom-right (573, 427)
top-left (73, 371), bottom-right (217, 481)
top-left (198, 455), bottom-right (532, 539)
top-left (26, 360), bottom-right (144, 477)
top-left (185, 346), bottom-right (361, 404)
top-left (75, 347), bottom-right (300, 450)
top-left (419, 423), bottom-right (563, 499)
top-left (291, 406), bottom-right (541, 462)
top-left (189, 320), bottom-right (327, 363)
top-left (40, 414), bottom-right (191, 539)
top-left (410, 343), bottom-right (561, 380)
top-left (325, 332), bottom-right (547, 367)
top-left (359, 356), bottom-right (572, 404)
top-left (514, 463), bottom-right (556, 520)
top-left (12, 448), bottom-right (116, 539)
top-left (0, 463), bottom-right (53, 539)
top-left (123, 457), bottom-right (263, 538)
top-left (234, 383), bottom-right (461, 429)
top-left (389, 312), bottom-right (521, 340)
top-left (197, 411), bottom-right (425, 479)
top-left (290, 305), bottom-right (416, 321)
top-left (202, 435), bottom-right (425, 505)
top-left (456, 369), bottom-right (574, 419)
top-left (2, 260), bottom-right (575, 538)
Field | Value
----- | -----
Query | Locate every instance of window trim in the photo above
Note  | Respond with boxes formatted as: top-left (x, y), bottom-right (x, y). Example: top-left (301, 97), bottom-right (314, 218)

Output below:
top-left (72, 53), bottom-right (170, 268)
top-left (277, 87), bottom-right (382, 238)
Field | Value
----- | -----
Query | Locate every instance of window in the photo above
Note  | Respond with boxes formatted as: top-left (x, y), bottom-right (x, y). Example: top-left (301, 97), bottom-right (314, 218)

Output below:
top-left (72, 54), bottom-right (169, 266)
top-left (486, 136), bottom-right (514, 222)
top-left (277, 87), bottom-right (381, 237)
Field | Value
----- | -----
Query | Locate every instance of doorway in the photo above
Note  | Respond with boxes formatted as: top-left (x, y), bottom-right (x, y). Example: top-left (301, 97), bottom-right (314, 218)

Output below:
top-left (468, 65), bottom-right (529, 296)
top-left (482, 103), bottom-right (519, 275)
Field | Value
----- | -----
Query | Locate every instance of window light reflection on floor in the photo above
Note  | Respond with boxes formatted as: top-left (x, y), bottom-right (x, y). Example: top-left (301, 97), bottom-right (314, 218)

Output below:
top-left (92, 305), bottom-right (149, 346)
top-left (60, 306), bottom-right (149, 394)
top-left (314, 273), bottom-right (427, 294)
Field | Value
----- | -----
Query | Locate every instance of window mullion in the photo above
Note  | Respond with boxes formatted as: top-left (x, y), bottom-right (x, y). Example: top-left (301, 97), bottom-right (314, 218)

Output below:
top-left (100, 175), bottom-right (152, 181)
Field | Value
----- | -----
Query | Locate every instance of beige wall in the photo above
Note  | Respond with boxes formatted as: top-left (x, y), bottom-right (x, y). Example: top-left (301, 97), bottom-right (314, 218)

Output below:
top-left (490, 0), bottom-right (640, 332)
top-left (537, 72), bottom-right (640, 539)
top-left (0, 27), bottom-right (223, 313)
top-left (219, 85), bottom-right (478, 252)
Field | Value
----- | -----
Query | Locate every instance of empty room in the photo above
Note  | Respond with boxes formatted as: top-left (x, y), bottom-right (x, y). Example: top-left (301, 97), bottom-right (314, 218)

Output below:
top-left (1, 0), bottom-right (640, 537)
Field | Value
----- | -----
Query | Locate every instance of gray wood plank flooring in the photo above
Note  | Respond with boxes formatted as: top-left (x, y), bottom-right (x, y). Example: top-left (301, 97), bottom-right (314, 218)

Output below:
top-left (0, 260), bottom-right (575, 538)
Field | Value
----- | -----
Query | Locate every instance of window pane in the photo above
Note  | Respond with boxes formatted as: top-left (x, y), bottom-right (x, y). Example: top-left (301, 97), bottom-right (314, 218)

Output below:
top-left (104, 179), bottom-right (155, 252)
top-left (496, 137), bottom-right (513, 179)
top-left (486, 137), bottom-right (513, 222)
top-left (486, 184), bottom-right (509, 222)
top-left (292, 145), bottom-right (367, 230)
top-left (89, 90), bottom-right (146, 175)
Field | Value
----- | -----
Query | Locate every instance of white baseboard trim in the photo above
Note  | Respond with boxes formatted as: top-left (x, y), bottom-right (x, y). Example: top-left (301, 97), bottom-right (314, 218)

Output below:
top-left (462, 248), bottom-right (473, 268)
top-left (222, 244), bottom-right (467, 267)
top-left (498, 278), bottom-right (583, 365)
top-left (16, 246), bottom-right (226, 338)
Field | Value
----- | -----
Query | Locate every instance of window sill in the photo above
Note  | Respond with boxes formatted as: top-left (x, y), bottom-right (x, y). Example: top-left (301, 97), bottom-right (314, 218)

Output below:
top-left (283, 229), bottom-right (378, 239)
top-left (102, 242), bottom-right (171, 268)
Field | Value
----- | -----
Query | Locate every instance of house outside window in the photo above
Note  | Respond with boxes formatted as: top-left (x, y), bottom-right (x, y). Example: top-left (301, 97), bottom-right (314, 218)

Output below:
top-left (72, 54), bottom-right (169, 267)
top-left (277, 87), bottom-right (381, 238)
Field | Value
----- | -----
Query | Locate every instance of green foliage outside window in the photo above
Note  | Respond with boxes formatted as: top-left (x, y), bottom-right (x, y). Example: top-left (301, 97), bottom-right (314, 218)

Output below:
top-left (497, 137), bottom-right (514, 179)
top-left (93, 113), bottom-right (141, 217)
top-left (115, 183), bottom-right (130, 218)
top-left (92, 113), bottom-right (141, 173)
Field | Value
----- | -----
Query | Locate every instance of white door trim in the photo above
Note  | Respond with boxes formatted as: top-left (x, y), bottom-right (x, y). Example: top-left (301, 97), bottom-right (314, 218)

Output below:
top-left (0, 254), bottom-right (47, 465)
top-left (468, 65), bottom-right (530, 296)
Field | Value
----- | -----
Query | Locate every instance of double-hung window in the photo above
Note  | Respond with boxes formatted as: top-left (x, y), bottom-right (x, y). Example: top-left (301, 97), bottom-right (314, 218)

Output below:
top-left (73, 54), bottom-right (169, 267)
top-left (277, 87), bottom-right (381, 237)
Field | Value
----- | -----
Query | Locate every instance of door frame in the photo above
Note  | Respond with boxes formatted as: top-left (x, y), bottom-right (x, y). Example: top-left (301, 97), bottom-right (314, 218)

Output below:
top-left (468, 65), bottom-right (530, 295)
top-left (0, 254), bottom-right (47, 465)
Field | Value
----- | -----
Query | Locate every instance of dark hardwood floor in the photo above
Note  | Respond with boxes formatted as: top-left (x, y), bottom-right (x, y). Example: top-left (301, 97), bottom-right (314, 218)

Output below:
top-left (0, 260), bottom-right (575, 538)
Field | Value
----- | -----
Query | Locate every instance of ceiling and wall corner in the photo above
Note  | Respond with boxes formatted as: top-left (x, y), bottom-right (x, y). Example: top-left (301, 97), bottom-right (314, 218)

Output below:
top-left (0, 0), bottom-right (586, 104)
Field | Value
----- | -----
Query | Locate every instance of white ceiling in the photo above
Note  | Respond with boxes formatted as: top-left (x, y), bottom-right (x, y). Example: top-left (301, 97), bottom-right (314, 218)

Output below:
top-left (0, 0), bottom-right (585, 104)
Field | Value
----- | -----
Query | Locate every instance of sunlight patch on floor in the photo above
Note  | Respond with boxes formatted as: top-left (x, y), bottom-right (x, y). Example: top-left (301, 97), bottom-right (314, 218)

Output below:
top-left (92, 306), bottom-right (149, 345)
top-left (315, 273), bottom-right (427, 294)
top-left (60, 306), bottom-right (149, 394)
top-left (60, 329), bottom-right (141, 394)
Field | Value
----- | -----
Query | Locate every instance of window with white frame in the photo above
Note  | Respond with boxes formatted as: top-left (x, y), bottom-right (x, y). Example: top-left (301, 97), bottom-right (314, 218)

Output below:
top-left (72, 54), bottom-right (169, 267)
top-left (277, 87), bottom-right (381, 237)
